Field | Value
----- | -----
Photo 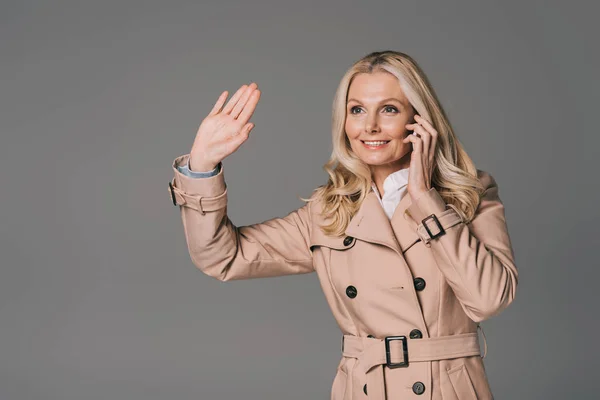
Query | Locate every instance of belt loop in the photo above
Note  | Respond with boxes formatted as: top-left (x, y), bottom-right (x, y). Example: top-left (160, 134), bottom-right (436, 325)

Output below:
top-left (477, 324), bottom-right (488, 359)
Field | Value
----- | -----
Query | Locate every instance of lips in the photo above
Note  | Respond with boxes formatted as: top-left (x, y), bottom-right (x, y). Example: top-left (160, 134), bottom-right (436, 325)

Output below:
top-left (361, 140), bottom-right (391, 149)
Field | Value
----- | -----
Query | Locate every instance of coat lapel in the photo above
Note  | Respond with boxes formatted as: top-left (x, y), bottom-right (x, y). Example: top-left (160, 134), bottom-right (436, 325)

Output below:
top-left (344, 189), bottom-right (421, 255)
top-left (390, 192), bottom-right (422, 253)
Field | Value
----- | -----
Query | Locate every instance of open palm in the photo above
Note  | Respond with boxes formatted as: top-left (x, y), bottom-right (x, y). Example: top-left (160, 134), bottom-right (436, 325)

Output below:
top-left (190, 82), bottom-right (261, 171)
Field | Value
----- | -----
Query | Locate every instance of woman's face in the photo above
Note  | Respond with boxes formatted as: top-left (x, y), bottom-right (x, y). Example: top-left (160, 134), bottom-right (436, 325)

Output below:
top-left (345, 71), bottom-right (416, 173)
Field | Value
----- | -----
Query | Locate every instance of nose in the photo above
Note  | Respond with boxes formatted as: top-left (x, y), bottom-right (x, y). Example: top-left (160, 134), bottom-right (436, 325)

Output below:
top-left (365, 114), bottom-right (380, 133)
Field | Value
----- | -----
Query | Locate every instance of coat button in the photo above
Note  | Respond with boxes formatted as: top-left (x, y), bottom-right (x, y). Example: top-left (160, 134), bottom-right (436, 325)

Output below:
top-left (363, 383), bottom-right (367, 395)
top-left (414, 277), bottom-right (426, 291)
top-left (409, 329), bottom-right (423, 339)
top-left (346, 285), bottom-right (357, 298)
top-left (343, 236), bottom-right (354, 246)
top-left (412, 381), bottom-right (425, 395)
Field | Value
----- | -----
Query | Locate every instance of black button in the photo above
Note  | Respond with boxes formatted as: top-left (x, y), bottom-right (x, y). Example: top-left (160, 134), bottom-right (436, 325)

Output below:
top-left (414, 277), bottom-right (426, 291)
top-left (367, 334), bottom-right (375, 338)
top-left (343, 236), bottom-right (354, 246)
top-left (363, 383), bottom-right (367, 395)
top-left (409, 329), bottom-right (423, 339)
top-left (346, 285), bottom-right (357, 298)
top-left (412, 381), bottom-right (425, 395)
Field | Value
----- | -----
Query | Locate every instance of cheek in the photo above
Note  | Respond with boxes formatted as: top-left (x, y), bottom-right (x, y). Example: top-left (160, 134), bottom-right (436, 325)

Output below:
top-left (382, 119), bottom-right (410, 137)
top-left (344, 120), bottom-right (361, 139)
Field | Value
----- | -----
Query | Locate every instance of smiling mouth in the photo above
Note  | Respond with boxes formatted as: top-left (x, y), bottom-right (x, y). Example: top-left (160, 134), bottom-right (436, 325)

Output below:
top-left (361, 140), bottom-right (391, 148)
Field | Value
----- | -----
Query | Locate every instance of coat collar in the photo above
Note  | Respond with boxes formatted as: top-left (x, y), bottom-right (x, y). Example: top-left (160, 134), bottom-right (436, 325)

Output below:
top-left (345, 189), bottom-right (421, 254)
top-left (310, 189), bottom-right (421, 255)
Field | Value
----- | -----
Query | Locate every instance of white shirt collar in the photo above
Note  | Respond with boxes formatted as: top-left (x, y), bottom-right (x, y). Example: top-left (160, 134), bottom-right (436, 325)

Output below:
top-left (371, 167), bottom-right (410, 201)
top-left (370, 167), bottom-right (410, 220)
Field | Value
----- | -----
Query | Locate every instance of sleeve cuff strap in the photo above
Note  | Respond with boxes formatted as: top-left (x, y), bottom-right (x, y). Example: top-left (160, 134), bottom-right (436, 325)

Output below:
top-left (405, 187), bottom-right (465, 245)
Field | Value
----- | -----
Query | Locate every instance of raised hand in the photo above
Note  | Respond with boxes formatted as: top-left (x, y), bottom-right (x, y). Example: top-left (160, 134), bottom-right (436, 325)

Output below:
top-left (189, 82), bottom-right (261, 171)
top-left (403, 114), bottom-right (438, 201)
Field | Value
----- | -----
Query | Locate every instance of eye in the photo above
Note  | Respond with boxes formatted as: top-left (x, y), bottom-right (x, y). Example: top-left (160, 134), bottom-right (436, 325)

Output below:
top-left (348, 105), bottom-right (398, 114)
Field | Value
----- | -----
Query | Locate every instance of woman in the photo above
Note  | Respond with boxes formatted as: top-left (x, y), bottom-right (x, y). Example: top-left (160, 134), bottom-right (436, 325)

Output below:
top-left (168, 50), bottom-right (518, 400)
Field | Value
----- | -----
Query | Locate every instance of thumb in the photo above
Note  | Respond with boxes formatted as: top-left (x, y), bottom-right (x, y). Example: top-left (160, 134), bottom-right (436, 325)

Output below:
top-left (242, 122), bottom-right (254, 138)
top-left (233, 122), bottom-right (254, 146)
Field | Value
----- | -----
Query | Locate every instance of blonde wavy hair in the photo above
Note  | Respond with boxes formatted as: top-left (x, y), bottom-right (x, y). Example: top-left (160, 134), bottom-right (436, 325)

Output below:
top-left (301, 50), bottom-right (486, 237)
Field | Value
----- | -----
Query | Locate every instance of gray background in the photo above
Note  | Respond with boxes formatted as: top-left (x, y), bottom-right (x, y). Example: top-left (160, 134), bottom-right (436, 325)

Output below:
top-left (1, 0), bottom-right (598, 399)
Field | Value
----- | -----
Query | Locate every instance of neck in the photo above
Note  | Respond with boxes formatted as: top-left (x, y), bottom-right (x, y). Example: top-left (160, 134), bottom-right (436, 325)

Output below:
top-left (370, 155), bottom-right (410, 198)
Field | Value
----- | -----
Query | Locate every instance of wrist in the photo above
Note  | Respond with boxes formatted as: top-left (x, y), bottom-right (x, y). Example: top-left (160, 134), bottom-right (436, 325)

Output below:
top-left (409, 189), bottom-right (429, 203)
top-left (189, 155), bottom-right (218, 172)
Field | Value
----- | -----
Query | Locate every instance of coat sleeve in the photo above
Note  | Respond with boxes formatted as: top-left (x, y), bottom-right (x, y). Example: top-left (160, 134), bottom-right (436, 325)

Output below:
top-left (169, 154), bottom-right (314, 282)
top-left (405, 170), bottom-right (518, 322)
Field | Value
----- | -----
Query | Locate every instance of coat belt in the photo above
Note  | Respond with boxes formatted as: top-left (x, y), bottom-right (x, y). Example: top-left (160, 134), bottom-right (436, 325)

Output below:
top-left (341, 332), bottom-right (482, 400)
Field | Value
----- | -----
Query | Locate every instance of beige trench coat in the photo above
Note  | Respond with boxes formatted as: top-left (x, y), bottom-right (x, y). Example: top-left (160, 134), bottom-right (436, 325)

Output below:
top-left (169, 153), bottom-right (518, 400)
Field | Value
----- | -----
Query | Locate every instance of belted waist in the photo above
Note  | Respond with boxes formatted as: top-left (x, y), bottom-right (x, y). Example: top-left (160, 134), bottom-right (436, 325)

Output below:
top-left (342, 332), bottom-right (482, 400)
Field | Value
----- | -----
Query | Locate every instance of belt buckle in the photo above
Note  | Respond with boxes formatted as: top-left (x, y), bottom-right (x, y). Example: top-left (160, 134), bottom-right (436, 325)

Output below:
top-left (422, 214), bottom-right (445, 240)
top-left (384, 336), bottom-right (409, 368)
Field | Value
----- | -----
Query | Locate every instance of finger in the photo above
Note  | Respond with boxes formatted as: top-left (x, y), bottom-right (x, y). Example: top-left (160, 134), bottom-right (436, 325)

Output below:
top-left (231, 83), bottom-right (258, 119)
top-left (413, 124), bottom-right (431, 160)
top-left (235, 89), bottom-right (261, 126)
top-left (429, 132), bottom-right (438, 165)
top-left (228, 122), bottom-right (254, 151)
top-left (406, 124), bottom-right (428, 149)
top-left (244, 122), bottom-right (255, 136)
top-left (222, 84), bottom-right (249, 115)
top-left (402, 134), bottom-right (425, 187)
top-left (402, 132), bottom-right (423, 153)
top-left (405, 122), bottom-right (423, 134)
top-left (209, 91), bottom-right (229, 116)
top-left (414, 115), bottom-right (438, 158)
top-left (416, 115), bottom-right (438, 160)
top-left (403, 135), bottom-right (423, 186)
top-left (414, 115), bottom-right (438, 137)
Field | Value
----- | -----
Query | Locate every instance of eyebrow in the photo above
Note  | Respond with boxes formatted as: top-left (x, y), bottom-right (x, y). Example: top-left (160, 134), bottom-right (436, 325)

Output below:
top-left (346, 97), bottom-right (403, 104)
